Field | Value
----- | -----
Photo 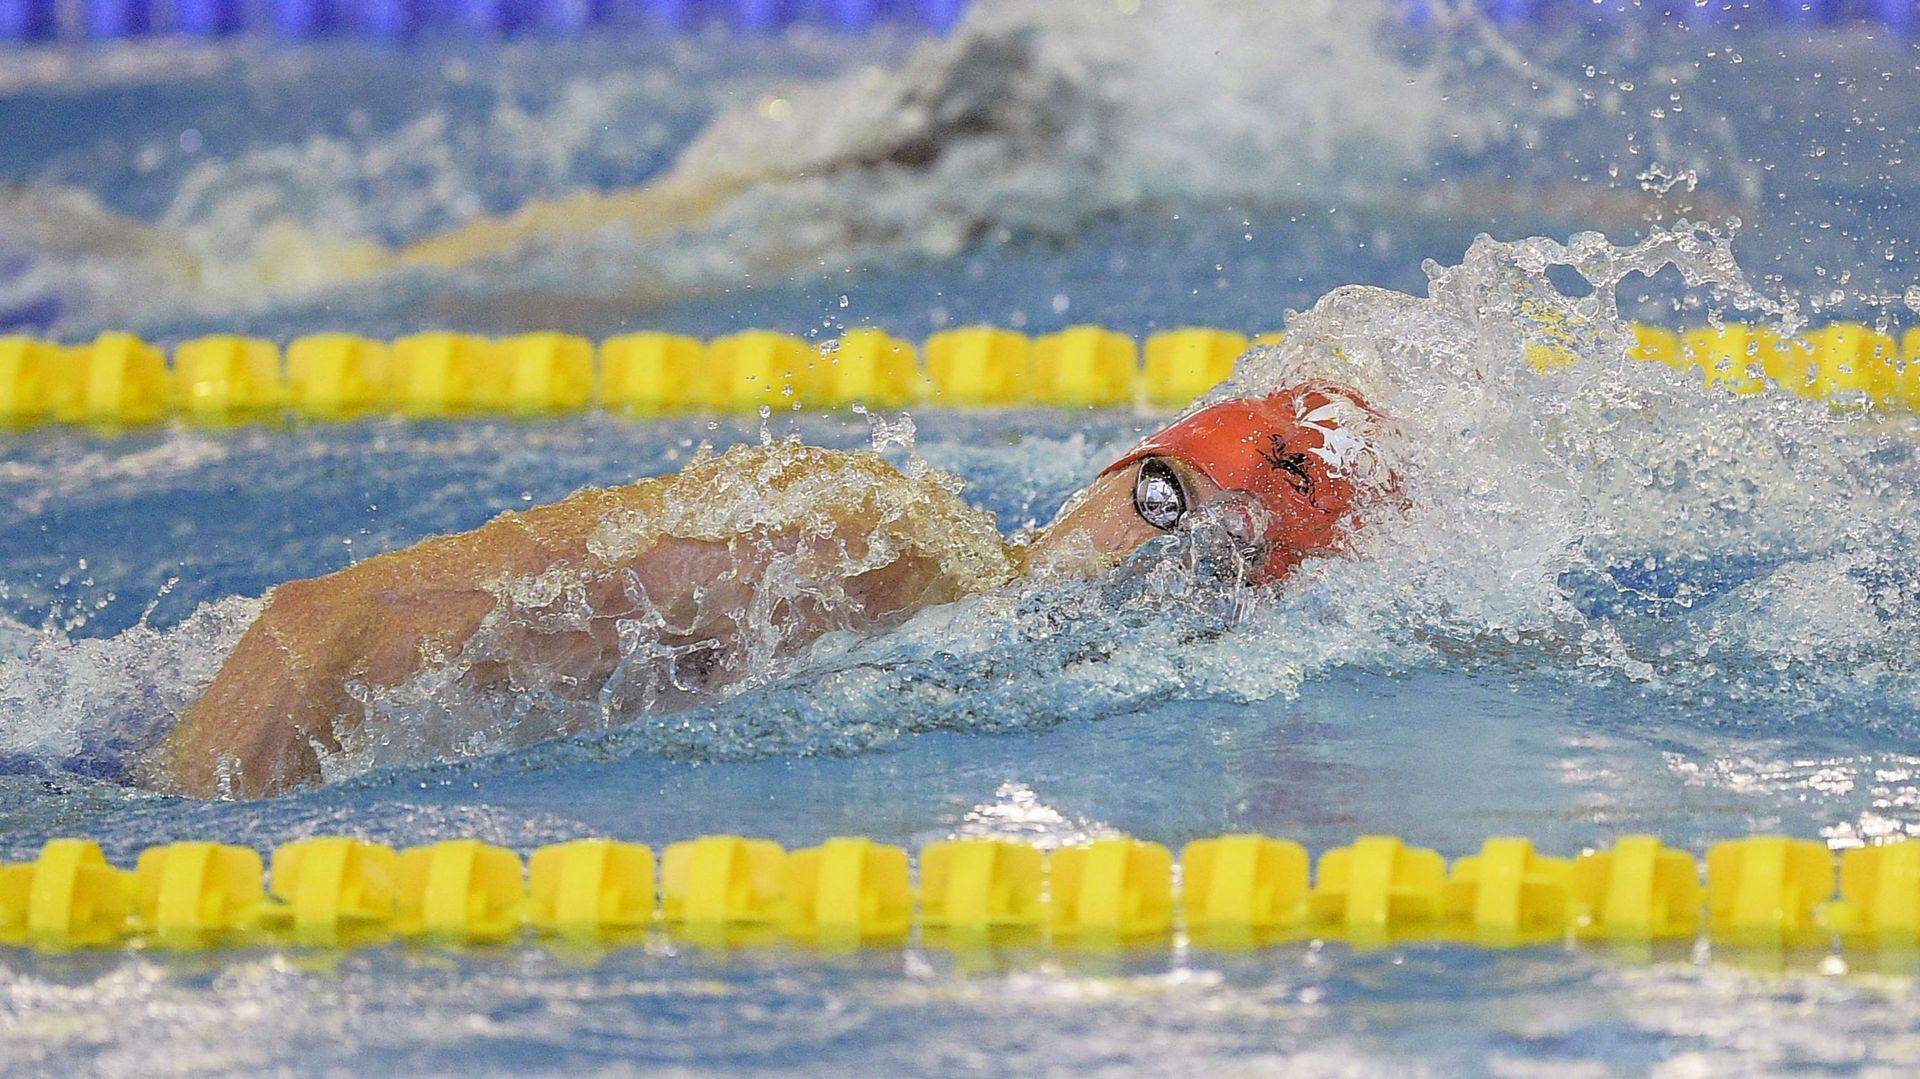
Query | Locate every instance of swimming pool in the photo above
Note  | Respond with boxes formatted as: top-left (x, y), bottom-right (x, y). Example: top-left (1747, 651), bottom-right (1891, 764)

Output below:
top-left (8, 1), bottom-right (1920, 1073)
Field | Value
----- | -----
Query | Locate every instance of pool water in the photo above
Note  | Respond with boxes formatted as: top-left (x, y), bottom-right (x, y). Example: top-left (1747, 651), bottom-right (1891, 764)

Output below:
top-left (7, 1), bottom-right (1920, 1074)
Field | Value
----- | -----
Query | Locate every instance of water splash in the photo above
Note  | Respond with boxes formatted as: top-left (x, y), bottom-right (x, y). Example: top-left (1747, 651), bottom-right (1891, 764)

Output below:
top-left (403, 226), bottom-right (1920, 777)
top-left (1218, 226), bottom-right (1914, 716)
top-left (319, 438), bottom-right (1015, 785)
top-left (0, 596), bottom-right (257, 777)
top-left (3, 218), bottom-right (1920, 787)
top-left (0, 0), bottom-right (1599, 334)
top-left (0, 226), bottom-right (1915, 788)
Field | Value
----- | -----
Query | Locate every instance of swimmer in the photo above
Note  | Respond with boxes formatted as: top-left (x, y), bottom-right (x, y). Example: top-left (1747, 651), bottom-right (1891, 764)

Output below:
top-left (152, 383), bottom-right (1386, 799)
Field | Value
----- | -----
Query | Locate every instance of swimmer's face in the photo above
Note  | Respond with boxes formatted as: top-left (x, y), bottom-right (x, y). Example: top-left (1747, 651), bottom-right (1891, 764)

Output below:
top-left (1028, 455), bottom-right (1234, 575)
top-left (1027, 387), bottom-right (1376, 581)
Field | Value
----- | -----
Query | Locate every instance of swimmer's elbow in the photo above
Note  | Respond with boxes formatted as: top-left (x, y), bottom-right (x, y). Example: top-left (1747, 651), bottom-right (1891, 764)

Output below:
top-left (158, 607), bottom-right (339, 799)
top-left (157, 701), bottom-right (324, 800)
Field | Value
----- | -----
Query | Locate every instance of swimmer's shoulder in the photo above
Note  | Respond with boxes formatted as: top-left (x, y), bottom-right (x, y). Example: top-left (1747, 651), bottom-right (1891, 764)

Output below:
top-left (633, 440), bottom-right (1015, 584)
top-left (357, 441), bottom-right (1011, 582)
top-left (368, 443), bottom-right (898, 570)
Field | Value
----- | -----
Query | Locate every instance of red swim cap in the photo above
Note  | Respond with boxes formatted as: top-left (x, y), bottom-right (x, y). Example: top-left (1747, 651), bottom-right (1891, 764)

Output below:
top-left (1099, 385), bottom-right (1375, 581)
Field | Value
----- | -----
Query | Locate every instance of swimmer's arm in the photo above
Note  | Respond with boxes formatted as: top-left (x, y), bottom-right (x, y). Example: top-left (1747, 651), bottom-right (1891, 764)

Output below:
top-left (154, 486), bottom-right (662, 799)
top-left (156, 567), bottom-right (488, 799)
top-left (156, 453), bottom-right (994, 800)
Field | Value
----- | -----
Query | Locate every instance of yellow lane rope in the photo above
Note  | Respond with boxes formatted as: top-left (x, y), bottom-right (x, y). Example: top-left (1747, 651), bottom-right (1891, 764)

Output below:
top-left (0, 832), bottom-right (1908, 953)
top-left (0, 321), bottom-right (1910, 430)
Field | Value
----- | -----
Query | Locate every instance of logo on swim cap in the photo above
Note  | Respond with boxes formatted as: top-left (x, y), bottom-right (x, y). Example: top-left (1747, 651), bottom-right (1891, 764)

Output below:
top-left (1100, 384), bottom-right (1378, 581)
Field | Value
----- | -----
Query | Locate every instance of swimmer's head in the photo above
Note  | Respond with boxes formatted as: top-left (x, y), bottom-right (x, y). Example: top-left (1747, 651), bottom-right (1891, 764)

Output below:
top-left (1030, 384), bottom-right (1386, 583)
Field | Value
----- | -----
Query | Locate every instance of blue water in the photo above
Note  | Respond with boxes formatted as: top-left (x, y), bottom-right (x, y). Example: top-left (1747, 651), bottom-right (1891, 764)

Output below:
top-left (7, 2), bottom-right (1920, 1074)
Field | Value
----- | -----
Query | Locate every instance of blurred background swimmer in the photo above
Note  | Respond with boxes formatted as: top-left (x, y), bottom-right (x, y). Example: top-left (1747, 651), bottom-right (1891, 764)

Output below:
top-left (152, 382), bottom-right (1387, 799)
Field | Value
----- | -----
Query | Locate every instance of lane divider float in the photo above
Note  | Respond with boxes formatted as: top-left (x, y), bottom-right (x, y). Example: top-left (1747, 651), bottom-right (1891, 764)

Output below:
top-left (0, 322), bottom-right (1913, 431)
top-left (3, 832), bottom-right (1919, 955)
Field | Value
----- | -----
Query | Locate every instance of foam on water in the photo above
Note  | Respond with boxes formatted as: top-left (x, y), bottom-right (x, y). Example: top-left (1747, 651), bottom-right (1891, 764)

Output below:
top-left (1227, 226), bottom-right (1920, 720)
top-left (0, 596), bottom-right (256, 777)
top-left (1, 0), bottom-right (1593, 333)
top-left (10, 0), bottom-right (1920, 338)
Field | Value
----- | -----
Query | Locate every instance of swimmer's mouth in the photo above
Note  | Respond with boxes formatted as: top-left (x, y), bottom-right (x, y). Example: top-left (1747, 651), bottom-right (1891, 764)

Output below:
top-left (1189, 496), bottom-right (1272, 582)
top-left (1117, 507), bottom-right (1269, 589)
